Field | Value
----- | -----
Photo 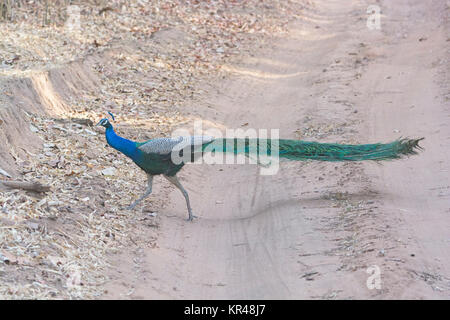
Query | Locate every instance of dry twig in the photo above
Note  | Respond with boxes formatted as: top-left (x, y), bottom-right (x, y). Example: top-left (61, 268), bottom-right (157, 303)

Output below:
top-left (0, 180), bottom-right (50, 193)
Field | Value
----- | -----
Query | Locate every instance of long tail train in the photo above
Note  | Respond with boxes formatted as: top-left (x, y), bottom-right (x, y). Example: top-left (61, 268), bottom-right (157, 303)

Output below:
top-left (205, 137), bottom-right (424, 162)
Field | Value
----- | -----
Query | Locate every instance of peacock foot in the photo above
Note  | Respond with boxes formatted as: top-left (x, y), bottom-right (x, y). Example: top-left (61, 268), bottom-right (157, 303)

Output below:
top-left (126, 203), bottom-right (137, 210)
top-left (187, 214), bottom-right (198, 222)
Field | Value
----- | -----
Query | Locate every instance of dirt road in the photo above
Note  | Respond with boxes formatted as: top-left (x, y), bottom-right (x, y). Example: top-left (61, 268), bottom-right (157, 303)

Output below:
top-left (104, 0), bottom-right (449, 299)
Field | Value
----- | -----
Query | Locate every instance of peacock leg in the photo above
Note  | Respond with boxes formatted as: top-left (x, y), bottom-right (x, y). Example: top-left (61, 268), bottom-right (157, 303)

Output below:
top-left (163, 174), bottom-right (195, 221)
top-left (127, 174), bottom-right (154, 210)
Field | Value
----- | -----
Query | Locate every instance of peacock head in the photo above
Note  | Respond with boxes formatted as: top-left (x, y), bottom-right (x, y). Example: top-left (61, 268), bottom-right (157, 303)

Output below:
top-left (96, 118), bottom-right (112, 128)
top-left (96, 112), bottom-right (115, 128)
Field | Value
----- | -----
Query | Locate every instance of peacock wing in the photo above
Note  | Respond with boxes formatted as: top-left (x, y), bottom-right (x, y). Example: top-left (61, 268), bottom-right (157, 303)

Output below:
top-left (137, 136), bottom-right (215, 155)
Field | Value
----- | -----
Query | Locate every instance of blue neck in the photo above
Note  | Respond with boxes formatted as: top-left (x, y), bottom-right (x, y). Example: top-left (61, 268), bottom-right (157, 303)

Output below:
top-left (105, 126), bottom-right (139, 160)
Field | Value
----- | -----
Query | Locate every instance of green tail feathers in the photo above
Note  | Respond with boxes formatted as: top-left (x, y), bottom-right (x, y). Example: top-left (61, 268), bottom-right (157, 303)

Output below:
top-left (206, 137), bottom-right (424, 162)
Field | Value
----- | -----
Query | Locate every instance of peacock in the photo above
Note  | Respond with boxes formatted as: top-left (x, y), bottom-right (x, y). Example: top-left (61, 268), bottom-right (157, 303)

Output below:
top-left (96, 113), bottom-right (423, 221)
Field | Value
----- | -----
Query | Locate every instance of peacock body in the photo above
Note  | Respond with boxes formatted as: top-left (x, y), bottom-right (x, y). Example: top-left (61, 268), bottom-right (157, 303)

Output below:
top-left (97, 115), bottom-right (423, 221)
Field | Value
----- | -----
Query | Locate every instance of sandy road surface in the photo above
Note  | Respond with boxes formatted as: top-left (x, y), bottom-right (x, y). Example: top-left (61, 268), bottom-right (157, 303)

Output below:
top-left (104, 0), bottom-right (449, 299)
